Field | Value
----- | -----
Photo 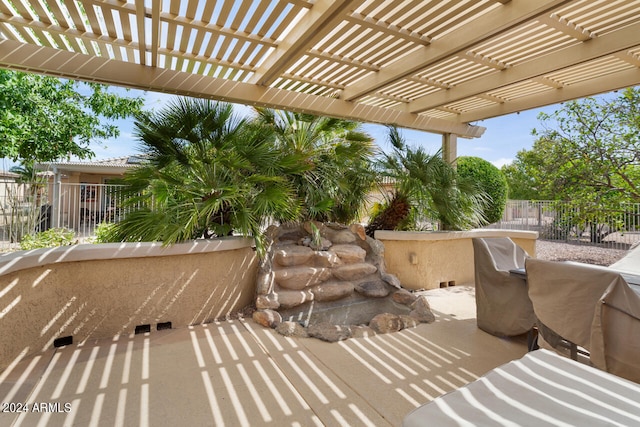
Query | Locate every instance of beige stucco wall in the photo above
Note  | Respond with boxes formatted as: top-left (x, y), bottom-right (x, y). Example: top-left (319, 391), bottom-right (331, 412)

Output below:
top-left (376, 229), bottom-right (538, 291)
top-left (0, 238), bottom-right (258, 372)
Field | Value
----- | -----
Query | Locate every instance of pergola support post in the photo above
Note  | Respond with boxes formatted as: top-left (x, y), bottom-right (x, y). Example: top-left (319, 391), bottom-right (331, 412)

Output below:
top-left (442, 133), bottom-right (458, 167)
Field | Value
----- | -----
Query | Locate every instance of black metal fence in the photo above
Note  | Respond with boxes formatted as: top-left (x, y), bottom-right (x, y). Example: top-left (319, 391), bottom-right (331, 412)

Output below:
top-left (489, 200), bottom-right (640, 250)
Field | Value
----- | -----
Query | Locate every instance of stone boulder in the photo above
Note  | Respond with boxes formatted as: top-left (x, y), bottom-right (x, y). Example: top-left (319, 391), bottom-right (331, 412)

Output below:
top-left (330, 244), bottom-right (366, 263)
top-left (256, 294), bottom-right (279, 310)
top-left (274, 245), bottom-right (314, 267)
top-left (332, 263), bottom-right (377, 281)
top-left (382, 273), bottom-right (402, 289)
top-left (369, 313), bottom-right (404, 334)
top-left (392, 289), bottom-right (418, 305)
top-left (276, 321), bottom-right (309, 338)
top-left (311, 281), bottom-right (355, 302)
top-left (326, 229), bottom-right (356, 244)
top-left (276, 290), bottom-right (314, 309)
top-left (410, 296), bottom-right (436, 323)
top-left (256, 271), bottom-right (275, 295)
top-left (308, 323), bottom-right (352, 342)
top-left (253, 310), bottom-right (282, 328)
top-left (355, 280), bottom-right (390, 298)
top-left (274, 266), bottom-right (332, 290)
top-left (349, 224), bottom-right (367, 241)
top-left (399, 315), bottom-right (420, 329)
top-left (312, 251), bottom-right (343, 268)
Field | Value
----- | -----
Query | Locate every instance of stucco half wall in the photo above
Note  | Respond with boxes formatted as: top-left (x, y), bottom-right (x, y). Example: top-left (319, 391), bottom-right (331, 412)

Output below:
top-left (0, 238), bottom-right (257, 373)
top-left (375, 229), bottom-right (538, 291)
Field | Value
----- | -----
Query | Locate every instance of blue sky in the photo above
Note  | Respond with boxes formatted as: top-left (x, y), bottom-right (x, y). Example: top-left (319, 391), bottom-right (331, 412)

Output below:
top-left (0, 86), bottom-right (615, 171)
top-left (86, 88), bottom-right (565, 168)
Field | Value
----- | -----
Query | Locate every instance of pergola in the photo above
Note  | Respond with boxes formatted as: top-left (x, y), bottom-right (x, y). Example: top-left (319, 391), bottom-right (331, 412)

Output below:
top-left (0, 0), bottom-right (639, 159)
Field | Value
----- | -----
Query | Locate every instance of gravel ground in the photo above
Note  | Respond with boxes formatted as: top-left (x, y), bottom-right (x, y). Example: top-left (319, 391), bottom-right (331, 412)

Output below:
top-left (535, 239), bottom-right (627, 266)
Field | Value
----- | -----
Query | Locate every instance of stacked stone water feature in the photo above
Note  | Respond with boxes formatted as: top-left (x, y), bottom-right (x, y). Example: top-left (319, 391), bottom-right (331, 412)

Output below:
top-left (252, 222), bottom-right (435, 342)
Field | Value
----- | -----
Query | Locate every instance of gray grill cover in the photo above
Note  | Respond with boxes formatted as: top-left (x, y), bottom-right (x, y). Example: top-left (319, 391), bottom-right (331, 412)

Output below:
top-left (472, 237), bottom-right (535, 337)
top-left (527, 258), bottom-right (640, 382)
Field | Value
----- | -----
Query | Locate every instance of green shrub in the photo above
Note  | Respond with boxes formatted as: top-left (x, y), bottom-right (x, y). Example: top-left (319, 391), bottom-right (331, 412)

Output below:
top-left (457, 157), bottom-right (508, 224)
top-left (20, 228), bottom-right (76, 250)
top-left (91, 222), bottom-right (119, 243)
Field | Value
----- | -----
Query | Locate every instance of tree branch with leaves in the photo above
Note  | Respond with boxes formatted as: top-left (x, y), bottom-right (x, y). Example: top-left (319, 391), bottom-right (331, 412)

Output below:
top-left (0, 70), bottom-right (144, 164)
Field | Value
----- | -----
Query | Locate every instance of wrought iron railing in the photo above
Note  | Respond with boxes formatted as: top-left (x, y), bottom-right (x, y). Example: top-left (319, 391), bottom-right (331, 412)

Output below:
top-left (488, 200), bottom-right (640, 250)
top-left (3, 181), bottom-right (639, 252)
top-left (1, 181), bottom-right (129, 251)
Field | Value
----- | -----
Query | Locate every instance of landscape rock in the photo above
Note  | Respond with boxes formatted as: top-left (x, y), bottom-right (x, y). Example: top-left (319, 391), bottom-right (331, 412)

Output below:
top-left (330, 244), bottom-right (367, 263)
top-left (274, 245), bottom-right (314, 267)
top-left (366, 236), bottom-right (385, 258)
top-left (303, 220), bottom-right (324, 235)
top-left (350, 325), bottom-right (377, 338)
top-left (410, 296), bottom-right (436, 323)
top-left (392, 289), bottom-right (418, 305)
top-left (277, 290), bottom-right (314, 309)
top-left (252, 310), bottom-right (282, 328)
top-left (276, 321), bottom-right (309, 338)
top-left (311, 281), bottom-right (355, 302)
top-left (326, 229), bottom-right (356, 244)
top-left (382, 273), bottom-right (402, 289)
top-left (411, 295), bottom-right (432, 311)
top-left (254, 222), bottom-right (411, 342)
top-left (255, 294), bottom-right (280, 310)
top-left (399, 315), bottom-right (420, 329)
top-left (355, 280), bottom-right (390, 298)
top-left (350, 224), bottom-right (367, 241)
top-left (274, 266), bottom-right (332, 290)
top-left (279, 230), bottom-right (306, 243)
top-left (332, 263), bottom-right (377, 281)
top-left (313, 251), bottom-right (343, 268)
top-left (256, 271), bottom-right (275, 295)
top-left (299, 236), bottom-right (332, 251)
top-left (307, 323), bottom-right (352, 342)
top-left (369, 313), bottom-right (403, 334)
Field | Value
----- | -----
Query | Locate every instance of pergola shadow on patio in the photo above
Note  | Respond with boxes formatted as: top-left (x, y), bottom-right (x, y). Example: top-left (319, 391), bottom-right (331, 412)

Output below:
top-left (0, 286), bottom-right (527, 427)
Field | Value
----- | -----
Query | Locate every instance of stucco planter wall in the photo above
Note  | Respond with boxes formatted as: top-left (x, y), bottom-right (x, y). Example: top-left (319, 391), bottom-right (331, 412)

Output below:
top-left (0, 238), bottom-right (257, 372)
top-left (375, 229), bottom-right (538, 291)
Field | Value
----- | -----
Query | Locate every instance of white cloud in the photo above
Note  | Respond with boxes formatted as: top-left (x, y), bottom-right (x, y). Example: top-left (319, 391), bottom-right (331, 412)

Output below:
top-left (491, 158), bottom-right (513, 168)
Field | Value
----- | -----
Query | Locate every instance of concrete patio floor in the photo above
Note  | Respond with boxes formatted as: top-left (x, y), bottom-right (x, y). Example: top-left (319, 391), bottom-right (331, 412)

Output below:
top-left (0, 285), bottom-right (528, 426)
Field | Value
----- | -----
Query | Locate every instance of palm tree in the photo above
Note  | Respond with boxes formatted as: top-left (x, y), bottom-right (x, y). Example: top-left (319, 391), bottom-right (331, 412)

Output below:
top-left (255, 109), bottom-right (377, 224)
top-left (108, 98), bottom-right (304, 254)
top-left (366, 126), bottom-right (488, 236)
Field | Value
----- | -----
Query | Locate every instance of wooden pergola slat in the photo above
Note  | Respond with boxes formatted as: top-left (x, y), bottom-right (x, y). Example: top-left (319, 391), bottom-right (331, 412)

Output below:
top-left (0, 0), bottom-right (638, 138)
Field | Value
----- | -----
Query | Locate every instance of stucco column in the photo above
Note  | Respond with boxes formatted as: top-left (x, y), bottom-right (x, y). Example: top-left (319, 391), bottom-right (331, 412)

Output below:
top-left (442, 133), bottom-right (458, 167)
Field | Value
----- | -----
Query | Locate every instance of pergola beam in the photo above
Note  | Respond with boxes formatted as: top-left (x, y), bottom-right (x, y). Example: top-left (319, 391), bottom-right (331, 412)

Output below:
top-left (340, 0), bottom-right (570, 102)
top-left (0, 39), bottom-right (485, 138)
top-left (456, 67), bottom-right (640, 123)
top-left (409, 20), bottom-right (640, 114)
top-left (248, 0), bottom-right (365, 86)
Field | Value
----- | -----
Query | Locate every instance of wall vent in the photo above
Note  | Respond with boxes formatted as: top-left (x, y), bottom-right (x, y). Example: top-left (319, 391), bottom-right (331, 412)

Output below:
top-left (135, 324), bottom-right (151, 334)
top-left (53, 336), bottom-right (73, 347)
top-left (157, 322), bottom-right (172, 331)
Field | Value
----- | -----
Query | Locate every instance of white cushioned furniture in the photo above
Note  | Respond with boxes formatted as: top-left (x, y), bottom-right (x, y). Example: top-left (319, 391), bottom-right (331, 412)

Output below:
top-left (402, 349), bottom-right (640, 427)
